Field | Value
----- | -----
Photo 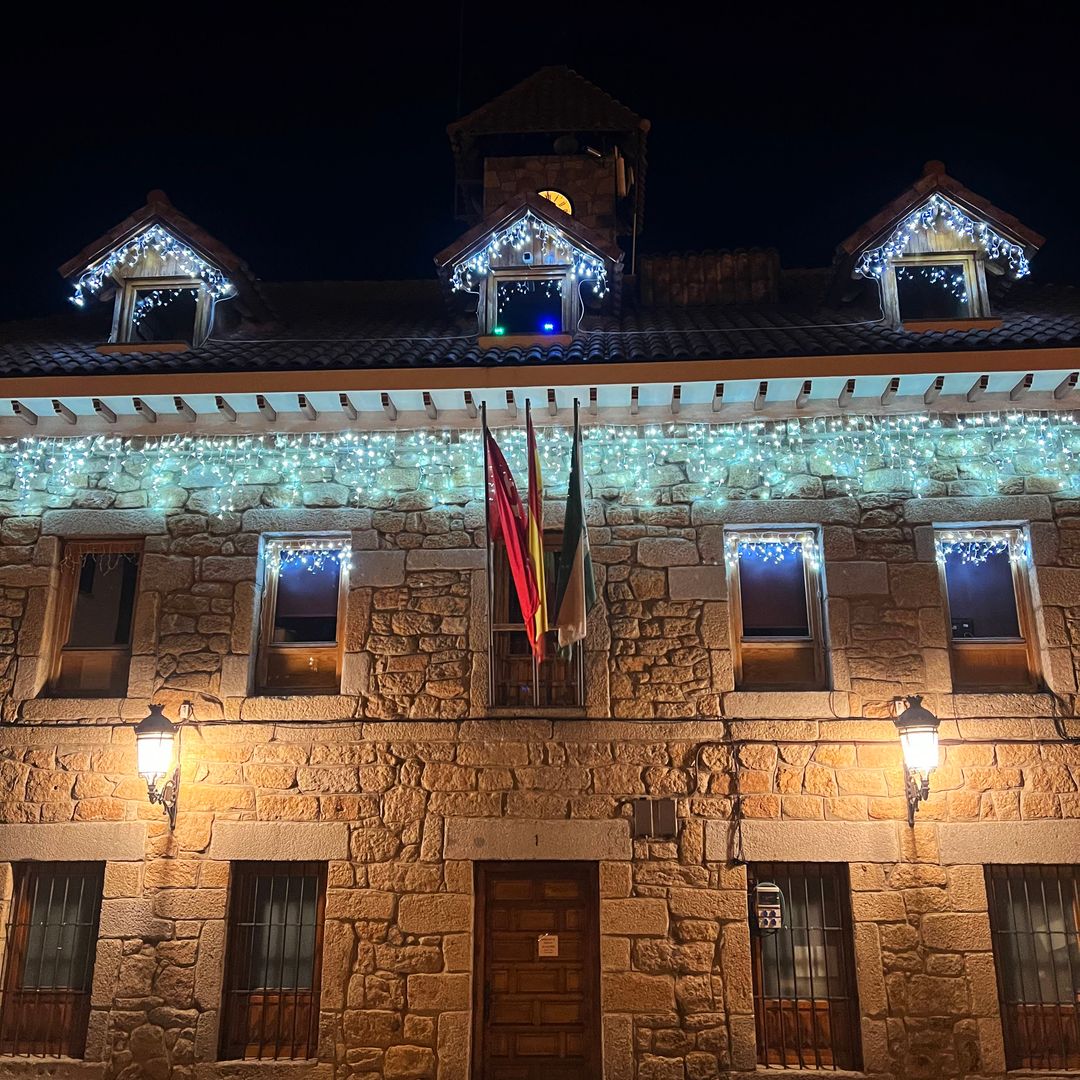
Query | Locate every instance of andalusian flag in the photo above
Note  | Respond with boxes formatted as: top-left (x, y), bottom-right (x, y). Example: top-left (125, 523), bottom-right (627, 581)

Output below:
top-left (526, 402), bottom-right (549, 659)
top-left (554, 400), bottom-right (596, 646)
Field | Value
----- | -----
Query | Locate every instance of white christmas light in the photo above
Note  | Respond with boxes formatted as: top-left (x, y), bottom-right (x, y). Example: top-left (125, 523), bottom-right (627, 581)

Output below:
top-left (277, 543), bottom-right (353, 572)
top-left (895, 264), bottom-right (969, 302)
top-left (935, 528), bottom-right (1029, 566)
top-left (70, 224), bottom-right (235, 307)
top-left (725, 531), bottom-right (820, 570)
top-left (855, 194), bottom-right (1030, 280)
top-left (450, 211), bottom-right (608, 295)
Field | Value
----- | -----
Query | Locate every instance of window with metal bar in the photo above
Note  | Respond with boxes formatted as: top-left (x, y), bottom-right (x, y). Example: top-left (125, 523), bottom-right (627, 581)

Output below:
top-left (220, 862), bottom-right (326, 1061)
top-left (986, 864), bottom-right (1080, 1070)
top-left (491, 536), bottom-right (583, 708)
top-left (0, 863), bottom-right (104, 1058)
top-left (749, 863), bottom-right (861, 1070)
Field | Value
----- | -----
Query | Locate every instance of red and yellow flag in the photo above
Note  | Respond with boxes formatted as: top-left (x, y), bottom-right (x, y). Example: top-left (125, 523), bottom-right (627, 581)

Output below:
top-left (526, 402), bottom-right (549, 659)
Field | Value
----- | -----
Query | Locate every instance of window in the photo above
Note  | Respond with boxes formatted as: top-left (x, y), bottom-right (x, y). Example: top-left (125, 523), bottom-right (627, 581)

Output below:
top-left (936, 527), bottom-right (1038, 689)
top-left (48, 543), bottom-right (140, 697)
top-left (986, 865), bottom-right (1080, 1070)
top-left (0, 863), bottom-right (104, 1058)
top-left (257, 539), bottom-right (350, 694)
top-left (495, 277), bottom-right (564, 335)
top-left (491, 535), bottom-right (583, 708)
top-left (886, 253), bottom-right (989, 327)
top-left (726, 530), bottom-right (826, 689)
top-left (220, 862), bottom-right (326, 1060)
top-left (537, 190), bottom-right (572, 215)
top-left (749, 863), bottom-right (861, 1071)
top-left (116, 278), bottom-right (211, 346)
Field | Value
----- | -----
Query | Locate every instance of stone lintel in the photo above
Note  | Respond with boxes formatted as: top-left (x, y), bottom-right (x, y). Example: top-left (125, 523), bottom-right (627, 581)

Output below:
top-left (209, 822), bottom-right (349, 862)
top-left (705, 820), bottom-right (900, 863)
top-left (901, 495), bottom-right (1052, 524)
top-left (0, 822), bottom-right (145, 862)
top-left (939, 822), bottom-right (1080, 864)
top-left (444, 818), bottom-right (631, 861)
top-left (41, 509), bottom-right (166, 536)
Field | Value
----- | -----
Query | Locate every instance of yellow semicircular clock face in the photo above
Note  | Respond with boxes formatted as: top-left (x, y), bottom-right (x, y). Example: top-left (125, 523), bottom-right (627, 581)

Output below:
top-left (537, 190), bottom-right (572, 215)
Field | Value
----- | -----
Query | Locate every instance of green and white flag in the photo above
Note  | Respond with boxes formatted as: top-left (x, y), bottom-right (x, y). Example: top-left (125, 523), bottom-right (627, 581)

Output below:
top-left (554, 400), bottom-right (596, 646)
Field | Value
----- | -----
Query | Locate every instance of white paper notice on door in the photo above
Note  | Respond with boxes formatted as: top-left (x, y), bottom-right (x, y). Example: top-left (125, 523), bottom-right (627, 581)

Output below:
top-left (537, 933), bottom-right (559, 958)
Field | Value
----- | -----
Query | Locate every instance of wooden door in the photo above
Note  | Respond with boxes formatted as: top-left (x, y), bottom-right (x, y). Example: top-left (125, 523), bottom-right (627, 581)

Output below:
top-left (474, 862), bottom-right (600, 1080)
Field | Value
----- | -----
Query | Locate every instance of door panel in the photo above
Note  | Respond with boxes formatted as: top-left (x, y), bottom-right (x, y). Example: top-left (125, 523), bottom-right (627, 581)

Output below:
top-left (474, 862), bottom-right (600, 1080)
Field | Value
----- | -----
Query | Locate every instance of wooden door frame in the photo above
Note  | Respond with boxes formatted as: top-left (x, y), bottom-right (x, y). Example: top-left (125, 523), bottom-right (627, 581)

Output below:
top-left (471, 861), bottom-right (602, 1080)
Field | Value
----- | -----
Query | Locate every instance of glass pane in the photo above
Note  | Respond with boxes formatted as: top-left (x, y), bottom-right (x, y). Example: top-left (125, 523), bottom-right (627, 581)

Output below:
top-left (273, 553), bottom-right (341, 644)
top-left (895, 263), bottom-right (970, 319)
top-left (21, 870), bottom-right (98, 990)
top-left (739, 547), bottom-right (810, 638)
top-left (495, 279), bottom-right (563, 334)
top-left (247, 872), bottom-right (318, 991)
top-left (943, 547), bottom-right (1021, 639)
top-left (131, 287), bottom-right (199, 343)
top-left (66, 553), bottom-right (138, 647)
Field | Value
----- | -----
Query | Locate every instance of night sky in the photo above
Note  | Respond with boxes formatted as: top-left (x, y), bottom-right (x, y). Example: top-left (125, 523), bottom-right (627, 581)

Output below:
top-left (1, 5), bottom-right (1075, 321)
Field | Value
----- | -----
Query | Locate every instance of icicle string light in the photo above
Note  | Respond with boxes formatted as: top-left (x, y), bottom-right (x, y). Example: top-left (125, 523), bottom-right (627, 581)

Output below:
top-left (2, 412), bottom-right (1079, 515)
top-left (131, 287), bottom-right (198, 325)
top-left (895, 264), bottom-right (969, 302)
top-left (855, 194), bottom-right (1030, 280)
top-left (277, 543), bottom-right (353, 573)
top-left (726, 531), bottom-right (820, 570)
top-left (449, 211), bottom-right (608, 295)
top-left (70, 224), bottom-right (235, 307)
top-left (935, 529), bottom-right (1029, 566)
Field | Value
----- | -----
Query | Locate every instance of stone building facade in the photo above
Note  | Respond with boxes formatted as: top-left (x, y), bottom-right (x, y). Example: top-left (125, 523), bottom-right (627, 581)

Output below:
top-left (2, 65), bottom-right (1080, 1080)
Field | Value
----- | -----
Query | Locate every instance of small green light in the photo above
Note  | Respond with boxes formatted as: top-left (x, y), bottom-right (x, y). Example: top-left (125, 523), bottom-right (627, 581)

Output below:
top-left (493, 326), bottom-right (505, 336)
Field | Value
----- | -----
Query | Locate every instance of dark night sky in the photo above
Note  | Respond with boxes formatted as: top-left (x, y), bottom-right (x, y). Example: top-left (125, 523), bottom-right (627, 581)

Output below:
top-left (1, 4), bottom-right (1076, 321)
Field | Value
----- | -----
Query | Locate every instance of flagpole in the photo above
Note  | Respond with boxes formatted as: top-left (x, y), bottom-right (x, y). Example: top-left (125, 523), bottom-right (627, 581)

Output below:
top-left (481, 401), bottom-right (495, 707)
top-left (526, 398), bottom-right (539, 709)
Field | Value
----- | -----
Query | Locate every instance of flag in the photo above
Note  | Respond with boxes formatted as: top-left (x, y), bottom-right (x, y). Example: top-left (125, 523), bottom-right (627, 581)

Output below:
top-left (526, 402), bottom-right (549, 660)
top-left (483, 418), bottom-right (540, 657)
top-left (554, 400), bottom-right (596, 646)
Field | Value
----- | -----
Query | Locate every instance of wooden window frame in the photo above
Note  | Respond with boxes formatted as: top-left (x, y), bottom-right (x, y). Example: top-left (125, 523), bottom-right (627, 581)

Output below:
top-left (0, 862), bottom-right (104, 1059)
top-left (726, 528), bottom-right (827, 691)
top-left (749, 862), bottom-right (862, 1071)
top-left (489, 533), bottom-right (585, 710)
top-left (986, 864), bottom-right (1080, 1070)
top-left (46, 540), bottom-right (142, 699)
top-left (483, 267), bottom-right (574, 339)
top-left (219, 861), bottom-right (327, 1062)
top-left (113, 276), bottom-right (213, 346)
top-left (884, 251), bottom-right (994, 330)
top-left (935, 525), bottom-right (1040, 691)
top-left (256, 537), bottom-right (350, 696)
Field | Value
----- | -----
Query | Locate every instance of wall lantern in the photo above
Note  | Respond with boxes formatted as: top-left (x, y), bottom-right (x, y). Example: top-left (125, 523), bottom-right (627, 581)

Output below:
top-left (134, 702), bottom-right (190, 830)
top-left (892, 695), bottom-right (940, 826)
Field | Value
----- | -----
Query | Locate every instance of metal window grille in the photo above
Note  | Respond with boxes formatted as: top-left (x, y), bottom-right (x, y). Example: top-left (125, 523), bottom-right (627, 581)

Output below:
top-left (220, 862), bottom-right (326, 1060)
top-left (491, 540), bottom-right (584, 708)
top-left (0, 862), bottom-right (104, 1058)
top-left (986, 864), bottom-right (1080, 1069)
top-left (749, 863), bottom-right (861, 1070)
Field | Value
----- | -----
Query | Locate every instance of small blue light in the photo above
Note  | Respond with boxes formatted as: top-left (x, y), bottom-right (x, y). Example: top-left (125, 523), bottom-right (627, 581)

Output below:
top-left (542, 321), bottom-right (555, 332)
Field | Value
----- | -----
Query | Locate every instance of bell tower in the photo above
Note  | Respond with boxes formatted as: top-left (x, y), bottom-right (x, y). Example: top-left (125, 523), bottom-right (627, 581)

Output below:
top-left (447, 66), bottom-right (650, 252)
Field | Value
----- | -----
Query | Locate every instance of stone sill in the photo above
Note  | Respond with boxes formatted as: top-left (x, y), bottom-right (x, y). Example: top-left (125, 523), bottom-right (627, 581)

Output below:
top-left (0, 1060), bottom-right (105, 1080)
top-left (195, 1062), bottom-right (331, 1080)
top-left (486, 707), bottom-right (588, 719)
top-left (755, 1071), bottom-right (868, 1078)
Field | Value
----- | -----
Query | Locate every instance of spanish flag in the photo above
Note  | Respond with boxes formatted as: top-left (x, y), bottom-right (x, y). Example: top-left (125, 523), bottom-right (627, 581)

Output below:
top-left (526, 401), bottom-right (549, 659)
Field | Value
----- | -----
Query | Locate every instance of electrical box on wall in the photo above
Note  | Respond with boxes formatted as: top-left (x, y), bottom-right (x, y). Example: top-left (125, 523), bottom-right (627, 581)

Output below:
top-left (630, 798), bottom-right (678, 840)
top-left (752, 881), bottom-right (783, 931)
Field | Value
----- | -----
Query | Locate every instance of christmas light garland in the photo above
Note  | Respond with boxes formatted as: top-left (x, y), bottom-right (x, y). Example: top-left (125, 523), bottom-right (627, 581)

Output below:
top-left (70, 224), bottom-right (235, 308)
top-left (131, 287), bottom-right (199, 325)
top-left (855, 194), bottom-right (1030, 281)
top-left (276, 542), bottom-right (353, 573)
top-left (449, 211), bottom-right (608, 296)
top-left (935, 528), bottom-right (1029, 566)
top-left (1, 412), bottom-right (1078, 516)
top-left (895, 264), bottom-right (969, 303)
top-left (725, 531), bottom-right (820, 570)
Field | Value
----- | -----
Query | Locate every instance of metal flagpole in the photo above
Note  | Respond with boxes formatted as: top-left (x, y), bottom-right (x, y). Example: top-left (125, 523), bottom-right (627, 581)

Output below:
top-left (526, 397), bottom-right (539, 709)
top-left (481, 402), bottom-right (495, 707)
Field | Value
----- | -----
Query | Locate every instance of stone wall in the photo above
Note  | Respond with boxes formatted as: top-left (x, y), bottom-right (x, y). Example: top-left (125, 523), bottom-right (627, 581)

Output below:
top-left (1, 422), bottom-right (1080, 1079)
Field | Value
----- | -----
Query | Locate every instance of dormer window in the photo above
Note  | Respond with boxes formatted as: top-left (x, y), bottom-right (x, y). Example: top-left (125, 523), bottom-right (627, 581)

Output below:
top-left (891, 253), bottom-right (985, 325)
top-left (537, 190), bottom-right (572, 215)
top-left (493, 274), bottom-right (566, 335)
top-left (118, 280), bottom-right (206, 345)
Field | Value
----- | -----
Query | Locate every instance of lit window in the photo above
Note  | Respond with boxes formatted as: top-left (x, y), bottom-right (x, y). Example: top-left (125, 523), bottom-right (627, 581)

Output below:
top-left (491, 535), bottom-right (582, 707)
top-left (749, 863), bottom-right (861, 1070)
top-left (986, 865), bottom-right (1080, 1070)
top-left (48, 543), bottom-right (140, 697)
top-left (220, 862), bottom-right (326, 1060)
top-left (935, 527), bottom-right (1038, 689)
top-left (0, 863), bottom-right (104, 1058)
top-left (257, 538), bottom-right (350, 693)
top-left (494, 278), bottom-right (564, 335)
top-left (726, 530), bottom-right (826, 689)
top-left (537, 190), bottom-right (572, 215)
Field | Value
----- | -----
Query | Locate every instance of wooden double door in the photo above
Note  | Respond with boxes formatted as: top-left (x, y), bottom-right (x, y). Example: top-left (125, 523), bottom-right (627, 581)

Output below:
top-left (473, 862), bottom-right (601, 1080)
